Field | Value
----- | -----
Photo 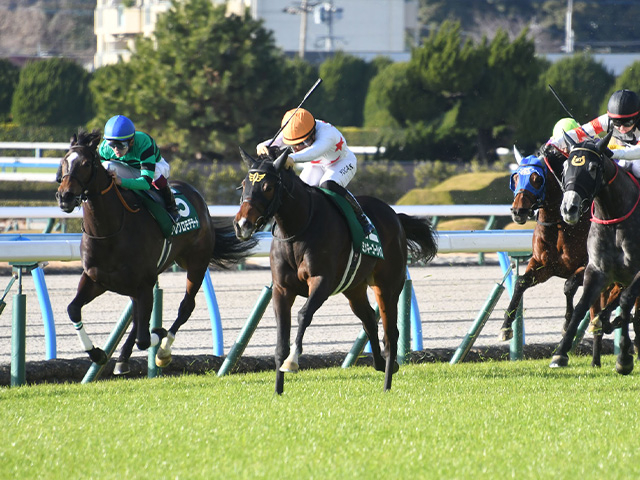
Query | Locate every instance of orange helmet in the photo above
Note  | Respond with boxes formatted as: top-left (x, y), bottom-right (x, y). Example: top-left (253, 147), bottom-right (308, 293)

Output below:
top-left (281, 108), bottom-right (315, 145)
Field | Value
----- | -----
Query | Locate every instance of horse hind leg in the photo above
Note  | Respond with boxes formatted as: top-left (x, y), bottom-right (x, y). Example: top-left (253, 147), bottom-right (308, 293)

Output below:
top-left (156, 263), bottom-right (208, 368)
top-left (113, 326), bottom-right (137, 375)
top-left (371, 285), bottom-right (399, 392)
top-left (346, 285), bottom-right (386, 372)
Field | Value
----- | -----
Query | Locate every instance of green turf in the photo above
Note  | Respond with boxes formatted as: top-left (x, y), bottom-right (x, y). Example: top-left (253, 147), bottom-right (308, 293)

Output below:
top-left (2, 357), bottom-right (640, 479)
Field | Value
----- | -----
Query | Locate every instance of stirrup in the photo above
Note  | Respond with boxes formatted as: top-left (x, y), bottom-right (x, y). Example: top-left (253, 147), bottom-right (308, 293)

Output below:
top-left (167, 207), bottom-right (181, 224)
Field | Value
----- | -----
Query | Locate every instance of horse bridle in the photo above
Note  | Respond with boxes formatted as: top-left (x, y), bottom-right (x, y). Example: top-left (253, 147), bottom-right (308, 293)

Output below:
top-left (562, 146), bottom-right (606, 215)
top-left (56, 145), bottom-right (101, 206)
top-left (240, 162), bottom-right (286, 230)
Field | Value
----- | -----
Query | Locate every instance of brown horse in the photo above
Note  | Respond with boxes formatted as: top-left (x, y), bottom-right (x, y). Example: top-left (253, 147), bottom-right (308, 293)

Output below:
top-left (56, 130), bottom-right (256, 373)
top-left (233, 149), bottom-right (437, 393)
top-left (504, 148), bottom-right (619, 366)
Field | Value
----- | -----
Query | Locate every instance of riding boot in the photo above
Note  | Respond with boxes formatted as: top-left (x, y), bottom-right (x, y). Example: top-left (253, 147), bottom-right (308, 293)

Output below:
top-left (321, 181), bottom-right (375, 236)
top-left (158, 185), bottom-right (181, 223)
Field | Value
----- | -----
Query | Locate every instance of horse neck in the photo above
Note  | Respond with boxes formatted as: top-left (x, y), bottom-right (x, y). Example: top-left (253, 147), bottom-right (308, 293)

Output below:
top-left (273, 173), bottom-right (313, 238)
top-left (538, 171), bottom-right (564, 223)
top-left (594, 158), bottom-right (640, 220)
top-left (82, 168), bottom-right (125, 237)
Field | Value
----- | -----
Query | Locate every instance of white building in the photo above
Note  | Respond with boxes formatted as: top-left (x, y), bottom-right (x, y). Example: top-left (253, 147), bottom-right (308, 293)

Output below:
top-left (94, 0), bottom-right (418, 69)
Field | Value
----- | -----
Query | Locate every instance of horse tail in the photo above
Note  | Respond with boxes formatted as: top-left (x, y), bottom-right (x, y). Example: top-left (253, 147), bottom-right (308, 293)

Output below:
top-left (210, 222), bottom-right (258, 269)
top-left (397, 214), bottom-right (438, 264)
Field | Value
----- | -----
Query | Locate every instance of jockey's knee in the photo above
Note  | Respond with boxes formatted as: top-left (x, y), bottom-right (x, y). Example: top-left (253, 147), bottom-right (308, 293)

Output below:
top-left (153, 176), bottom-right (168, 189)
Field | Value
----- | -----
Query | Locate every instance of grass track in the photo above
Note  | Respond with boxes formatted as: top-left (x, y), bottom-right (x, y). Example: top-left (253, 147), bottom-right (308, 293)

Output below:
top-left (2, 356), bottom-right (640, 479)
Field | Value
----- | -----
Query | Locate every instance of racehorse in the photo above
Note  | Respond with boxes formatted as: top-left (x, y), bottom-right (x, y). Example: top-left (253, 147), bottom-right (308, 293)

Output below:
top-left (504, 148), bottom-right (609, 366)
top-left (557, 131), bottom-right (640, 373)
top-left (56, 130), bottom-right (256, 373)
top-left (233, 149), bottom-right (438, 393)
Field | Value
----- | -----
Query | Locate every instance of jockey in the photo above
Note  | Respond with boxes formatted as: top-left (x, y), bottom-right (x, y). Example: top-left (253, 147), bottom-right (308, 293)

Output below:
top-left (257, 108), bottom-right (374, 236)
top-left (543, 89), bottom-right (640, 175)
top-left (98, 115), bottom-right (181, 223)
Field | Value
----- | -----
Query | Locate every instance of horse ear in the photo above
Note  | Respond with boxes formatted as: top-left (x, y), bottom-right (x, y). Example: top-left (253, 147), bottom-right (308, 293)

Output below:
top-left (562, 131), bottom-right (577, 148)
top-left (273, 148), bottom-right (290, 172)
top-left (512, 145), bottom-right (523, 165)
top-left (239, 147), bottom-right (254, 169)
top-left (70, 133), bottom-right (78, 147)
top-left (597, 130), bottom-right (614, 155)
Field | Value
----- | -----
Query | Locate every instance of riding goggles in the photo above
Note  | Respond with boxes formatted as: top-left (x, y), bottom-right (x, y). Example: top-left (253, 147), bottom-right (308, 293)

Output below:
top-left (610, 117), bottom-right (636, 128)
top-left (107, 140), bottom-right (130, 151)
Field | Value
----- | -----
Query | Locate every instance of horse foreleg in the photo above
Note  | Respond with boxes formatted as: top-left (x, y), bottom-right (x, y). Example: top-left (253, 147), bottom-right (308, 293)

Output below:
top-left (157, 265), bottom-right (207, 368)
top-left (68, 272), bottom-right (107, 364)
top-left (613, 277), bottom-right (640, 375)
top-left (272, 286), bottom-right (295, 395)
top-left (281, 277), bottom-right (331, 374)
top-left (500, 264), bottom-right (547, 341)
top-left (562, 272), bottom-right (583, 334)
top-left (346, 284), bottom-right (385, 372)
top-left (550, 266), bottom-right (606, 368)
top-left (633, 298), bottom-right (640, 360)
top-left (132, 288), bottom-right (154, 351)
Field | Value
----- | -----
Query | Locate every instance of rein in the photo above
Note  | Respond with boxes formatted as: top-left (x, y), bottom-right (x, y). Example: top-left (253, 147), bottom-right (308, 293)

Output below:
top-left (100, 177), bottom-right (140, 213)
top-left (590, 163), bottom-right (640, 225)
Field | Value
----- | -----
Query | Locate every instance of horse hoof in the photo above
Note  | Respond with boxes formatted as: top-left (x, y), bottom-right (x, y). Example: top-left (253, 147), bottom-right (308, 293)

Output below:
top-left (113, 361), bottom-right (130, 375)
top-left (499, 328), bottom-right (513, 342)
top-left (155, 354), bottom-right (172, 368)
top-left (279, 360), bottom-right (299, 373)
top-left (392, 361), bottom-right (399, 374)
top-left (549, 355), bottom-right (569, 368)
top-left (88, 347), bottom-right (108, 365)
top-left (616, 358), bottom-right (634, 375)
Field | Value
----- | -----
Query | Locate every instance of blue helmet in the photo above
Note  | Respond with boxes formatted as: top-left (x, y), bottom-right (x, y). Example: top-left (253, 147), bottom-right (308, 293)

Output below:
top-left (104, 115), bottom-right (135, 141)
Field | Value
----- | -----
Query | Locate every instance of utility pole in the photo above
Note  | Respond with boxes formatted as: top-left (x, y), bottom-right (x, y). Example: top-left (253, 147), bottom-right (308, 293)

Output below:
top-left (283, 1), bottom-right (318, 59)
top-left (564, 0), bottom-right (574, 53)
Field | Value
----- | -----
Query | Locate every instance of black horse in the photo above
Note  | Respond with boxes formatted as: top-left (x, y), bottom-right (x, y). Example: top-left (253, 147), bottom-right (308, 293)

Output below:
top-left (56, 130), bottom-right (256, 373)
top-left (557, 131), bottom-right (640, 373)
top-left (233, 149), bottom-right (438, 393)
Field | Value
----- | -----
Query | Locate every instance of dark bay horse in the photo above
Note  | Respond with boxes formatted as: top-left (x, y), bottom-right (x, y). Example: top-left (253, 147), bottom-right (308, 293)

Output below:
top-left (56, 130), bottom-right (256, 373)
top-left (233, 149), bottom-right (438, 393)
top-left (557, 131), bottom-right (640, 373)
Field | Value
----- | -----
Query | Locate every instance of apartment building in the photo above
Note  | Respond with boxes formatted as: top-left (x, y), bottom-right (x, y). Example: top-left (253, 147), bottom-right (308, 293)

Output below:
top-left (94, 0), bottom-right (418, 68)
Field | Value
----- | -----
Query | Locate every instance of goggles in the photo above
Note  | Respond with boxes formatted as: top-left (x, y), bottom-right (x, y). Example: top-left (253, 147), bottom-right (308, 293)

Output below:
top-left (107, 140), bottom-right (130, 151)
top-left (611, 117), bottom-right (636, 128)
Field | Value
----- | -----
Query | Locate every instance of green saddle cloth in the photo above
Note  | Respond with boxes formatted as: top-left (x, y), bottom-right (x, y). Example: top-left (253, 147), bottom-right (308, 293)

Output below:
top-left (132, 187), bottom-right (201, 238)
top-left (318, 188), bottom-right (384, 259)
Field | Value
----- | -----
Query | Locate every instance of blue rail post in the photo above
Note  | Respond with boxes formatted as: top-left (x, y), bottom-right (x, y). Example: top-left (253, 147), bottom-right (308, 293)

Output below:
top-left (203, 269), bottom-right (223, 356)
top-left (31, 265), bottom-right (56, 359)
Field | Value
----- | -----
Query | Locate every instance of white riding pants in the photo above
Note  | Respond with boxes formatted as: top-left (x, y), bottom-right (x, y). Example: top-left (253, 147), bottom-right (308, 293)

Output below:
top-left (299, 155), bottom-right (357, 188)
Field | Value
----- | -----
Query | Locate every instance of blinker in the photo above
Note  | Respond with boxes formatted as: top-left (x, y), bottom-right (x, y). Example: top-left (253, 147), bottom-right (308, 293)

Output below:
top-left (509, 155), bottom-right (547, 201)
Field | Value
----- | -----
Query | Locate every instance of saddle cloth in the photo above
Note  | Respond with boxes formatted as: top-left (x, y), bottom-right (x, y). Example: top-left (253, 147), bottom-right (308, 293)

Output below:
top-left (318, 188), bottom-right (384, 260)
top-left (132, 187), bottom-right (201, 238)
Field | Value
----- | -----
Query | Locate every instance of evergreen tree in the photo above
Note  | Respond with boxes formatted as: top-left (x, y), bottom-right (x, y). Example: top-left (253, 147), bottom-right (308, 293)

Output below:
top-left (0, 59), bottom-right (20, 122)
top-left (11, 58), bottom-right (93, 127)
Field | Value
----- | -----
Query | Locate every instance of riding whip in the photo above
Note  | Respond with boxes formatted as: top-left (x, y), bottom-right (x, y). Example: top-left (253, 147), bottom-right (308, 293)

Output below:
top-left (267, 78), bottom-right (323, 148)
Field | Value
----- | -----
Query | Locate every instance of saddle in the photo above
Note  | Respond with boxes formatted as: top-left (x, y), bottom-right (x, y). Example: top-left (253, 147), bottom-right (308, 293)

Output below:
top-left (132, 187), bottom-right (201, 238)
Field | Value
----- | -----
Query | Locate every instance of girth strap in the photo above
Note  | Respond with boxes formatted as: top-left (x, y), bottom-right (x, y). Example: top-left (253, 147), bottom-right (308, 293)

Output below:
top-left (331, 247), bottom-right (361, 296)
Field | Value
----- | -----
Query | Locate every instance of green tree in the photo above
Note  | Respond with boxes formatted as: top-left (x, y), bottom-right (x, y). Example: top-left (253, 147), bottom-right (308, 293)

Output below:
top-left (0, 59), bottom-right (20, 122)
top-left (316, 52), bottom-right (375, 127)
top-left (543, 53), bottom-right (615, 125)
top-left (88, 62), bottom-right (136, 131)
top-left (600, 61), bottom-right (640, 113)
top-left (11, 58), bottom-right (93, 127)
top-left (91, 0), bottom-right (297, 161)
top-left (363, 62), bottom-right (407, 128)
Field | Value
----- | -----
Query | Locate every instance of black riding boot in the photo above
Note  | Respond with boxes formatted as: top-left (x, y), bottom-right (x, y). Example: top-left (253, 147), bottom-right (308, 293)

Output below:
top-left (321, 181), bottom-right (374, 236)
top-left (158, 185), bottom-right (181, 223)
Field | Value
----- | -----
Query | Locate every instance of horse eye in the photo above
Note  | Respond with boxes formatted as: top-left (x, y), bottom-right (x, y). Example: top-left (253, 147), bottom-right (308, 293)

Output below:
top-left (531, 173), bottom-right (543, 188)
top-left (263, 183), bottom-right (272, 193)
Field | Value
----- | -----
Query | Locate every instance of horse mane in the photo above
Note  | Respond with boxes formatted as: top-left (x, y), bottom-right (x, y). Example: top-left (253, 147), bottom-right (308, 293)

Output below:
top-left (73, 129), bottom-right (102, 149)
